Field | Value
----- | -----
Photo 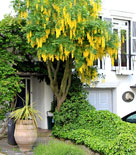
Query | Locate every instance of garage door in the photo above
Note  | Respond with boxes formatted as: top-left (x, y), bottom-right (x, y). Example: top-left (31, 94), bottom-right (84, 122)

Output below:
top-left (88, 89), bottom-right (113, 112)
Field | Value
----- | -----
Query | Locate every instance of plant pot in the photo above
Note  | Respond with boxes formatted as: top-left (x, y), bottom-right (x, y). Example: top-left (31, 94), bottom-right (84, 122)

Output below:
top-left (14, 120), bottom-right (37, 152)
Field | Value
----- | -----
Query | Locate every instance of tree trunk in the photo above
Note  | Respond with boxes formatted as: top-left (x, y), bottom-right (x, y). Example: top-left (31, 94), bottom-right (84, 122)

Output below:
top-left (56, 96), bottom-right (66, 112)
top-left (46, 58), bottom-right (73, 112)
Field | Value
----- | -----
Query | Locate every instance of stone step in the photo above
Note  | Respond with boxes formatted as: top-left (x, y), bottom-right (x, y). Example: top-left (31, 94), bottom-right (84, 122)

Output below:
top-left (36, 137), bottom-right (52, 145)
top-left (37, 128), bottom-right (52, 137)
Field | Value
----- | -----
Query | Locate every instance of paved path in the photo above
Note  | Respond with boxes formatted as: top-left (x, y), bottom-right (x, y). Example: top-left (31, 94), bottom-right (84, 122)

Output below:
top-left (0, 129), bottom-right (51, 155)
top-left (0, 136), bottom-right (52, 155)
top-left (0, 134), bottom-right (100, 155)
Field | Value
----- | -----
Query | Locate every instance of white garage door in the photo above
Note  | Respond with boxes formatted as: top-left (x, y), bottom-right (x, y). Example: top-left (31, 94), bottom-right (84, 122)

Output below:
top-left (88, 89), bottom-right (113, 112)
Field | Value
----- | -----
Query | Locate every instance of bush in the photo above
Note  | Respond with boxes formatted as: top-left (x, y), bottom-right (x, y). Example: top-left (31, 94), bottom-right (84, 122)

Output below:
top-left (53, 75), bottom-right (95, 136)
top-left (52, 76), bottom-right (136, 154)
top-left (53, 109), bottom-right (136, 154)
top-left (33, 140), bottom-right (87, 155)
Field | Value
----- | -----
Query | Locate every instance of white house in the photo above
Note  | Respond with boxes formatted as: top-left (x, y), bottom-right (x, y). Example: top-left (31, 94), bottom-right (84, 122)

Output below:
top-left (20, 0), bottom-right (136, 129)
top-left (87, 0), bottom-right (136, 118)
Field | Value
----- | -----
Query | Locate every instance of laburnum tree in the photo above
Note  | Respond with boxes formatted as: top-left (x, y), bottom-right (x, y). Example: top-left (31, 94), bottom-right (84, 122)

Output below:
top-left (13, 0), bottom-right (119, 111)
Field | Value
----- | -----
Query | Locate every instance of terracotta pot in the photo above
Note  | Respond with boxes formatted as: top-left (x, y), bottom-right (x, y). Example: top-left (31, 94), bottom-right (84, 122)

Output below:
top-left (14, 120), bottom-right (37, 152)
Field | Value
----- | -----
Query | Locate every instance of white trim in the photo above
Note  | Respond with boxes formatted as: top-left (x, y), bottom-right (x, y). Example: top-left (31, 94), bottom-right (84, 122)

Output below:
top-left (88, 82), bottom-right (119, 88)
top-left (22, 77), bottom-right (32, 106)
top-left (132, 21), bottom-right (136, 54)
top-left (112, 19), bottom-right (130, 71)
top-left (110, 11), bottom-right (134, 20)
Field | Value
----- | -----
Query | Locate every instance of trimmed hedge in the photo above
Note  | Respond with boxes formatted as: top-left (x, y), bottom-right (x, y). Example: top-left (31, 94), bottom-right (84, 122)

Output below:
top-left (52, 78), bottom-right (136, 154)
top-left (53, 109), bottom-right (136, 155)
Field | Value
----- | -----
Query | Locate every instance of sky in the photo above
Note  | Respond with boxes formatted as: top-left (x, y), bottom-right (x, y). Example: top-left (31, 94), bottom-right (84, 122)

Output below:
top-left (0, 0), bottom-right (136, 20)
top-left (0, 0), bottom-right (14, 20)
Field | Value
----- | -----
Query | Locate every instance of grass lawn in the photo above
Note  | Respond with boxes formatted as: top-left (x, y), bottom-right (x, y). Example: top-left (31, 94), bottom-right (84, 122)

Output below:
top-left (33, 139), bottom-right (97, 155)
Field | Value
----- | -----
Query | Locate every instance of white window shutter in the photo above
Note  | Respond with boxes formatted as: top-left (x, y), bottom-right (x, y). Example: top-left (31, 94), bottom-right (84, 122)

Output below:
top-left (132, 22), bottom-right (136, 53)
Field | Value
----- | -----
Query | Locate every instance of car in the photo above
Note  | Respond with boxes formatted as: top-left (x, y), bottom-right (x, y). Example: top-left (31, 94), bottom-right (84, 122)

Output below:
top-left (122, 111), bottom-right (136, 123)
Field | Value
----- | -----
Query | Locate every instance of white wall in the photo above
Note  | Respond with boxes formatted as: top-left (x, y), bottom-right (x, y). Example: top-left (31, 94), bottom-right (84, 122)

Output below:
top-left (101, 0), bottom-right (136, 20)
top-left (88, 56), bottom-right (136, 117)
top-left (32, 77), bottom-right (53, 129)
top-left (102, 0), bottom-right (136, 13)
top-left (85, 0), bottom-right (136, 118)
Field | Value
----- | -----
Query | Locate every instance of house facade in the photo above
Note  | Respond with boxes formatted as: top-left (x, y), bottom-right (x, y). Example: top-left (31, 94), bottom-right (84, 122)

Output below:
top-left (87, 0), bottom-right (136, 118)
top-left (21, 0), bottom-right (136, 129)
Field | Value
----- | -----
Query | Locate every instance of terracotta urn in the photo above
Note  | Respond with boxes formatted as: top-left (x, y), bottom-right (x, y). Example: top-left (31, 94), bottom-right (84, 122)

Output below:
top-left (14, 120), bottom-right (37, 152)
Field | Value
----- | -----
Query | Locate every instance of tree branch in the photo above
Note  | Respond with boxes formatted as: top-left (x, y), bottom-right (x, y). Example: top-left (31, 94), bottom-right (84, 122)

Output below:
top-left (65, 58), bottom-right (73, 95)
top-left (59, 58), bottom-right (73, 97)
top-left (46, 60), bottom-right (59, 97)
top-left (49, 61), bottom-right (55, 73)
top-left (46, 60), bottom-right (53, 85)
top-left (54, 61), bottom-right (60, 82)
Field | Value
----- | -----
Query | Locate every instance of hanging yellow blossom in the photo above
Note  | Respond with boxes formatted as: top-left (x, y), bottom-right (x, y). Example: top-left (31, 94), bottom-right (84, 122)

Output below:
top-left (27, 0), bottom-right (29, 8)
top-left (122, 35), bottom-right (125, 43)
top-left (24, 11), bottom-right (28, 18)
top-left (74, 0), bottom-right (76, 5)
top-left (36, 4), bottom-right (38, 11)
top-left (77, 13), bottom-right (82, 22)
top-left (29, 31), bottom-right (32, 38)
top-left (83, 50), bottom-right (89, 58)
top-left (42, 54), bottom-right (47, 62)
top-left (41, 5), bottom-right (44, 12)
top-left (70, 2), bottom-right (72, 8)
top-left (20, 0), bottom-right (119, 85)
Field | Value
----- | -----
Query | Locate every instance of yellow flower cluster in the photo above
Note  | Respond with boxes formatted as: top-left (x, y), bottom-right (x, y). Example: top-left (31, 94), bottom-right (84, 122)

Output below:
top-left (27, 28), bottom-right (50, 49)
top-left (90, 0), bottom-right (101, 18)
top-left (27, 0), bottom-right (29, 8)
top-left (20, 11), bottom-right (28, 19)
top-left (24, 0), bottom-right (103, 67)
top-left (19, 0), bottom-right (119, 85)
top-left (53, 4), bottom-right (60, 14)
top-left (41, 54), bottom-right (54, 62)
top-left (54, 7), bottom-right (77, 39)
top-left (41, 46), bottom-right (72, 63)
top-left (106, 47), bottom-right (118, 66)
top-left (78, 64), bottom-right (98, 84)
top-left (27, 31), bottom-right (32, 43)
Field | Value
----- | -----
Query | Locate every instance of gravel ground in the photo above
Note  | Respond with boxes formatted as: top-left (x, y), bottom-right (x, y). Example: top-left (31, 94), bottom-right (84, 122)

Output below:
top-left (0, 137), bottom-right (34, 155)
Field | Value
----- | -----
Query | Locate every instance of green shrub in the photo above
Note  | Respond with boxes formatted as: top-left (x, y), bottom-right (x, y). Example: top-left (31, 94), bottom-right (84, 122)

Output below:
top-left (53, 109), bottom-right (136, 154)
top-left (53, 75), bottom-right (95, 136)
top-left (52, 76), bottom-right (136, 154)
top-left (33, 140), bottom-right (87, 155)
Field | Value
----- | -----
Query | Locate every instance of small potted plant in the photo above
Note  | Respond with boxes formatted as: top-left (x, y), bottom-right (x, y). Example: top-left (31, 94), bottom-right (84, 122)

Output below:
top-left (10, 93), bottom-right (42, 152)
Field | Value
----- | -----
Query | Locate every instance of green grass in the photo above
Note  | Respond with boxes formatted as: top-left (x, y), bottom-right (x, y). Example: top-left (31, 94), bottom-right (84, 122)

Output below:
top-left (34, 139), bottom-right (88, 155)
top-left (12, 147), bottom-right (21, 152)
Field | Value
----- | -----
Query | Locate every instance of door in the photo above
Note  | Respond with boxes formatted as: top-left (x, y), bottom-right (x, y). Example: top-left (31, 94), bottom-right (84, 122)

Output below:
top-left (16, 78), bottom-right (31, 108)
top-left (88, 89), bottom-right (113, 112)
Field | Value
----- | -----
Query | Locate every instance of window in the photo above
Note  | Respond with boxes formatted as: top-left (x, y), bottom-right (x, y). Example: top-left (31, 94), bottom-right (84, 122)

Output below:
top-left (113, 19), bottom-right (130, 69)
top-left (125, 114), bottom-right (136, 123)
top-left (93, 59), bottom-right (103, 69)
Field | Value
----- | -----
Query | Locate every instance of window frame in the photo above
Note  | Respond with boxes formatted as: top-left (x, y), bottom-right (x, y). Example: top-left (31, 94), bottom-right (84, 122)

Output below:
top-left (112, 19), bottom-right (130, 69)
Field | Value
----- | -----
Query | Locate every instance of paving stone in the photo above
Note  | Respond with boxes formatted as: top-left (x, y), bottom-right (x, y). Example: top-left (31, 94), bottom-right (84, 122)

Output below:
top-left (0, 129), bottom-right (100, 155)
